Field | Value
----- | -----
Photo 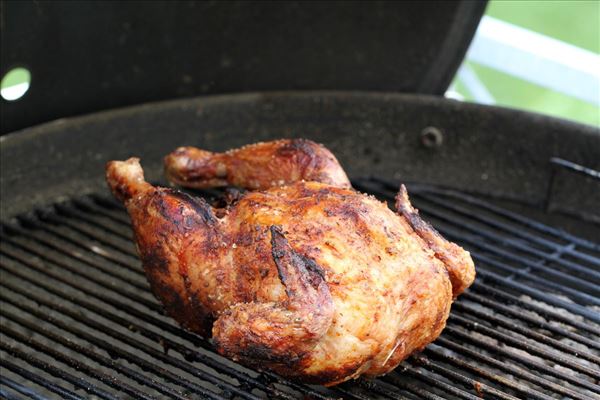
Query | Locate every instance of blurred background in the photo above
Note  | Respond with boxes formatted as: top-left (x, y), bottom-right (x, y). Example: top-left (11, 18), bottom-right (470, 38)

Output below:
top-left (2, 0), bottom-right (599, 127)
top-left (446, 0), bottom-right (599, 127)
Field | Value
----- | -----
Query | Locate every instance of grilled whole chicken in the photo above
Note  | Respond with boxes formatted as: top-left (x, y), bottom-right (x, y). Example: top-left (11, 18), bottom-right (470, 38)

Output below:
top-left (106, 139), bottom-right (475, 386)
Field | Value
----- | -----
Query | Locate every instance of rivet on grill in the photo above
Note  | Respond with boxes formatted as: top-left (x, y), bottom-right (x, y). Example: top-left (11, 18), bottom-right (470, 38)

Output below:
top-left (421, 126), bottom-right (444, 148)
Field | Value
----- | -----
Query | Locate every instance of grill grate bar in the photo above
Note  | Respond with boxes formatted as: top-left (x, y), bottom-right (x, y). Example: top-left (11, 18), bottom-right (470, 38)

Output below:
top-left (1, 236), bottom-right (161, 312)
top-left (476, 267), bottom-right (600, 323)
top-left (69, 193), bottom-right (600, 319)
top-left (367, 178), bottom-right (600, 251)
top-left (2, 183), bottom-right (599, 399)
top-left (384, 369), bottom-right (481, 400)
top-left (85, 195), bottom-right (133, 225)
top-left (21, 217), bottom-right (143, 273)
top-left (327, 387), bottom-right (382, 400)
top-left (49, 194), bottom-right (600, 318)
top-left (0, 241), bottom-right (194, 354)
top-left (0, 292), bottom-right (215, 400)
top-left (353, 180), bottom-right (600, 310)
top-left (0, 387), bottom-right (23, 400)
top-left (433, 219), bottom-right (600, 293)
top-left (0, 338), bottom-right (135, 400)
top-left (0, 238), bottom-right (496, 400)
top-left (415, 191), bottom-right (600, 268)
top-left (378, 374), bottom-right (450, 400)
top-left (0, 270), bottom-right (326, 400)
top-left (0, 241), bottom-right (337, 400)
top-left (0, 225), bottom-right (516, 400)
top-left (408, 355), bottom-right (521, 400)
top-left (58, 201), bottom-right (135, 239)
top-left (9, 212), bottom-right (600, 376)
top-left (5, 221), bottom-right (426, 395)
top-left (15, 223), bottom-right (592, 400)
top-left (470, 250), bottom-right (599, 306)
top-left (423, 346), bottom-right (555, 400)
top-left (0, 364), bottom-right (82, 400)
top-left (258, 371), bottom-right (354, 400)
top-left (434, 338), bottom-right (589, 400)
top-left (419, 203), bottom-right (600, 282)
top-left (53, 200), bottom-right (135, 241)
top-left (469, 282), bottom-right (600, 336)
top-left (49, 205), bottom-right (138, 255)
top-left (0, 257), bottom-right (274, 400)
top-left (22, 210), bottom-right (138, 266)
top-left (355, 180), bottom-right (600, 288)
top-left (2, 222), bottom-right (149, 291)
top-left (449, 314), bottom-right (599, 379)
top-left (343, 379), bottom-right (414, 400)
top-left (326, 385), bottom-right (397, 400)
top-left (461, 291), bottom-right (600, 349)
top-left (391, 344), bottom-right (582, 400)
top-left (419, 205), bottom-right (600, 287)
top-left (30, 200), bottom-right (600, 339)
top-left (452, 302), bottom-right (600, 364)
top-left (0, 386), bottom-right (20, 400)
top-left (1, 375), bottom-right (46, 400)
top-left (443, 325), bottom-right (600, 392)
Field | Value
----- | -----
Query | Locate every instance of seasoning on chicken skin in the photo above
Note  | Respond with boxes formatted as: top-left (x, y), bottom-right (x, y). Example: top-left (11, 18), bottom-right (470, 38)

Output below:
top-left (106, 139), bottom-right (475, 386)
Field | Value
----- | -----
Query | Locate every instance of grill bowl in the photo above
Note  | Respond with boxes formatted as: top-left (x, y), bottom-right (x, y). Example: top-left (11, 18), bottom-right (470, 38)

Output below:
top-left (1, 92), bottom-right (599, 399)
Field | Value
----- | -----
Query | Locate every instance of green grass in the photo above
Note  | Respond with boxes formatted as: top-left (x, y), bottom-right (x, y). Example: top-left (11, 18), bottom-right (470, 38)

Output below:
top-left (459, 61), bottom-right (600, 127)
top-left (487, 0), bottom-right (599, 53)
top-left (1, 67), bottom-right (30, 88)
top-left (453, 0), bottom-right (600, 127)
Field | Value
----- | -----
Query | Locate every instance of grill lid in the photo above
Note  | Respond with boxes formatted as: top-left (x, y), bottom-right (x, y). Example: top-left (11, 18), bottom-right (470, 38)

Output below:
top-left (0, 0), bottom-right (486, 133)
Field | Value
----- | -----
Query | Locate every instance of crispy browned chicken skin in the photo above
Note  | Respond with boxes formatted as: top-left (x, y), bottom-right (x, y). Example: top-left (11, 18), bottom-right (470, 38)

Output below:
top-left (164, 139), bottom-right (351, 190)
top-left (106, 139), bottom-right (475, 386)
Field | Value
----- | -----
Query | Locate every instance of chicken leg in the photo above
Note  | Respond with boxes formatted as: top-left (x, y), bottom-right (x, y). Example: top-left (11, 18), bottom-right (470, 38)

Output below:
top-left (164, 138), bottom-right (351, 190)
top-left (106, 158), bottom-right (221, 336)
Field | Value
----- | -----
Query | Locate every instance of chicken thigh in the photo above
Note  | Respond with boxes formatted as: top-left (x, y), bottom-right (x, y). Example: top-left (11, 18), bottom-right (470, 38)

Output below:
top-left (105, 139), bottom-right (475, 386)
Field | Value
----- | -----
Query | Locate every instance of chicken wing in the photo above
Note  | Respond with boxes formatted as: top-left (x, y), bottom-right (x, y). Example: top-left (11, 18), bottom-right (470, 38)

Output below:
top-left (106, 140), bottom-right (475, 386)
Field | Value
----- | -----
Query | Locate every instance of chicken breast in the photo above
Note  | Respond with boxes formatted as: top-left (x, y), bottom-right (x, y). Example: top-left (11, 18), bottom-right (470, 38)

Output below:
top-left (105, 139), bottom-right (475, 386)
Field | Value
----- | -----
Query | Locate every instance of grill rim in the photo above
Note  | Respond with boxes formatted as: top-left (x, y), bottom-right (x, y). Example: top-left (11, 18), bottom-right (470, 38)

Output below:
top-left (2, 92), bottom-right (599, 225)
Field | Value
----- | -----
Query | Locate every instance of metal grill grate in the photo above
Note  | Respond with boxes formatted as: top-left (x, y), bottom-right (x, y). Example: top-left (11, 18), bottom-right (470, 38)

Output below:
top-left (1, 178), bottom-right (599, 400)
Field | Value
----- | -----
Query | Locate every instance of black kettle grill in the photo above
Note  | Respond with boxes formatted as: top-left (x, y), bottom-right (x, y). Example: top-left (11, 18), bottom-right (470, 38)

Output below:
top-left (1, 2), bottom-right (599, 399)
